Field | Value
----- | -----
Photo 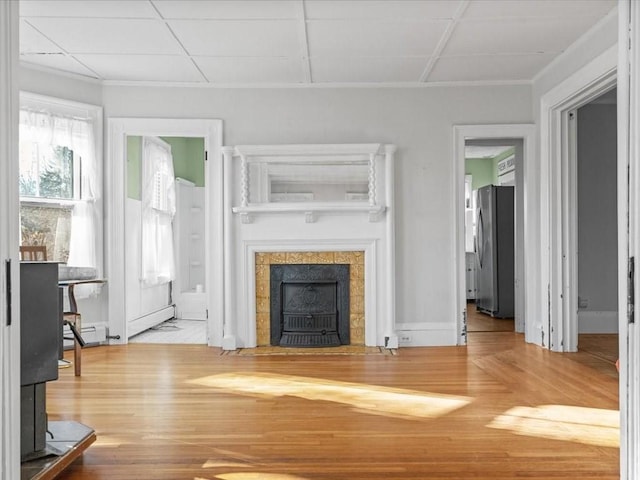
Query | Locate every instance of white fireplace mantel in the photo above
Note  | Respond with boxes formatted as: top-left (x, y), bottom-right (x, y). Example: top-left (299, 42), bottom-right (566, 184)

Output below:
top-left (221, 143), bottom-right (397, 350)
top-left (222, 143), bottom-right (396, 223)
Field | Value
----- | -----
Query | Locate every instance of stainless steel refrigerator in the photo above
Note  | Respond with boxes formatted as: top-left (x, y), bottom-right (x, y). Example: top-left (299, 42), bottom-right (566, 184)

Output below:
top-left (475, 185), bottom-right (515, 318)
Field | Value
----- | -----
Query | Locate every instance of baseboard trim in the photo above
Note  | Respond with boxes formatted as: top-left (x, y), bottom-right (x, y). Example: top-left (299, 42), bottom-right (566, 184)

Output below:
top-left (396, 322), bottom-right (457, 347)
top-left (127, 305), bottom-right (175, 338)
top-left (578, 311), bottom-right (619, 334)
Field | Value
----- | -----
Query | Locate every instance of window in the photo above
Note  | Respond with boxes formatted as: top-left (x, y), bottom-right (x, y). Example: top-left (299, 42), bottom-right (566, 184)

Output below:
top-left (141, 136), bottom-right (176, 286)
top-left (19, 93), bottom-right (102, 274)
top-left (19, 144), bottom-right (78, 200)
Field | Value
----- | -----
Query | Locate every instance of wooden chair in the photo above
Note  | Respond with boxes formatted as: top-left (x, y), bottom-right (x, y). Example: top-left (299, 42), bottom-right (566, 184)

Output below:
top-left (19, 245), bottom-right (47, 261)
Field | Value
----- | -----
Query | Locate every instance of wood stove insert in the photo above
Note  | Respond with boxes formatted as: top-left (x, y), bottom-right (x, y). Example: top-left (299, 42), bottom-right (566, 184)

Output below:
top-left (270, 264), bottom-right (350, 347)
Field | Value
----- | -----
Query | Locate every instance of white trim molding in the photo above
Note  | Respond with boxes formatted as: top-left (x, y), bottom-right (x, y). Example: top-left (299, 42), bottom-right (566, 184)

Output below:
top-left (619, 2), bottom-right (640, 477)
top-left (0, 1), bottom-right (21, 477)
top-left (538, 45), bottom-right (617, 352)
top-left (396, 322), bottom-right (458, 347)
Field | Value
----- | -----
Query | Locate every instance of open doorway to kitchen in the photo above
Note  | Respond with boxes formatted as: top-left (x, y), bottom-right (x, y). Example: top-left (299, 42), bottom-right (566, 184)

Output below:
top-left (453, 124), bottom-right (537, 347)
top-left (464, 139), bottom-right (522, 338)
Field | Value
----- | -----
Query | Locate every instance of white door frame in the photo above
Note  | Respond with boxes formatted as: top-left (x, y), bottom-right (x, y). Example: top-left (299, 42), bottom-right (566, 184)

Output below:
top-left (0, 2), bottom-right (20, 478)
top-left (540, 45), bottom-right (617, 352)
top-left (453, 124), bottom-right (536, 345)
top-left (619, 1), bottom-right (639, 477)
top-left (106, 118), bottom-right (224, 346)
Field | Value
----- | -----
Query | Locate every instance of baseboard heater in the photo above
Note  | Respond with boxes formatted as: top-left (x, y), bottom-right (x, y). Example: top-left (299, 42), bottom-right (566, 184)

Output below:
top-left (127, 305), bottom-right (176, 338)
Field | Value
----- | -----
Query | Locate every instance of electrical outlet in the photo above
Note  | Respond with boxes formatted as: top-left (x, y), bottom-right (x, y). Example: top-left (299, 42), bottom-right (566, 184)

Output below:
top-left (578, 297), bottom-right (588, 309)
top-left (399, 334), bottom-right (411, 344)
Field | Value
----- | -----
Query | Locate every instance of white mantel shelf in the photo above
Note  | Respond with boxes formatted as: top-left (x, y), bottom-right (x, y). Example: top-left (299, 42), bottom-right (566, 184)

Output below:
top-left (232, 202), bottom-right (386, 223)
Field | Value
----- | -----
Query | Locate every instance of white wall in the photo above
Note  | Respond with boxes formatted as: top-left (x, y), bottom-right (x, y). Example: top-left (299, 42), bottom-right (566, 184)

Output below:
top-left (577, 101), bottom-right (618, 333)
top-left (20, 65), bottom-right (102, 106)
top-left (102, 85), bottom-right (532, 344)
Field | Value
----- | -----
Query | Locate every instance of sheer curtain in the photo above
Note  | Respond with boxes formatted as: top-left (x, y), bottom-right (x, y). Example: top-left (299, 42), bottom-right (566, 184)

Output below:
top-left (19, 107), bottom-right (101, 297)
top-left (141, 137), bottom-right (176, 286)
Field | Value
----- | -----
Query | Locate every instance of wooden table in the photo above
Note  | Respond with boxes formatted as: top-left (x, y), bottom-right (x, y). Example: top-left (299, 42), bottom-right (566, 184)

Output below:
top-left (21, 421), bottom-right (96, 480)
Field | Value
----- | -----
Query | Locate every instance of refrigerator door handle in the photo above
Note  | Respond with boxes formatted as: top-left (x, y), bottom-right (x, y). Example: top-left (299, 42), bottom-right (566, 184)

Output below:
top-left (477, 210), bottom-right (484, 268)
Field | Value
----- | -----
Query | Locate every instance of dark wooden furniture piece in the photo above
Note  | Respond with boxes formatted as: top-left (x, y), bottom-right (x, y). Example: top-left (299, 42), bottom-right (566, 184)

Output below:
top-left (20, 262), bottom-right (96, 479)
top-left (20, 262), bottom-right (60, 461)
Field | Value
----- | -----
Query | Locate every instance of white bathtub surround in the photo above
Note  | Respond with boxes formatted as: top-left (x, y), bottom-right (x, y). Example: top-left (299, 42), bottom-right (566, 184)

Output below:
top-left (222, 143), bottom-right (397, 350)
top-left (173, 178), bottom-right (207, 320)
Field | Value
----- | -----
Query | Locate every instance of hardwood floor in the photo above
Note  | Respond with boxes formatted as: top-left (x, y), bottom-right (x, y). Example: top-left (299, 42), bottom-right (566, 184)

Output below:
top-left (466, 301), bottom-right (514, 332)
top-left (49, 333), bottom-right (620, 480)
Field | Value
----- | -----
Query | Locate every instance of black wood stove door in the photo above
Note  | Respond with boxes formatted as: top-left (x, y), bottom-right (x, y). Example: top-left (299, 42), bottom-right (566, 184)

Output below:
top-left (281, 281), bottom-right (339, 347)
top-left (270, 264), bottom-right (350, 347)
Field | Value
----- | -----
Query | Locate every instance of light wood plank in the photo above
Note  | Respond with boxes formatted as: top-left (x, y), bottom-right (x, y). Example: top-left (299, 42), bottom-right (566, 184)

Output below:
top-left (47, 333), bottom-right (619, 479)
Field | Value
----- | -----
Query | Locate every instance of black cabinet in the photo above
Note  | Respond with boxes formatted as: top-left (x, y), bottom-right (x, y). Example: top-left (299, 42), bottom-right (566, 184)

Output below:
top-left (20, 262), bottom-right (60, 460)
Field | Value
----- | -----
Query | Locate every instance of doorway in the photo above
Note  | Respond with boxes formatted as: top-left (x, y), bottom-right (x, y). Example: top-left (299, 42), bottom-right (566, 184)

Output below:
top-left (125, 135), bottom-right (208, 345)
top-left (464, 139), bottom-right (522, 336)
top-left (106, 118), bottom-right (224, 346)
top-left (453, 124), bottom-right (537, 346)
top-left (572, 87), bottom-right (619, 372)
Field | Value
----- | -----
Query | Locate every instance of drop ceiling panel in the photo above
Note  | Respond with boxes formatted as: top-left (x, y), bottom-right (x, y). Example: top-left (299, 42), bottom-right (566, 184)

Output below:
top-left (154, 0), bottom-right (299, 19)
top-left (194, 56), bottom-right (304, 83)
top-left (311, 56), bottom-right (429, 83)
top-left (21, 53), bottom-right (99, 78)
top-left (17, 0), bottom-right (618, 85)
top-left (19, 0), bottom-right (157, 18)
top-left (428, 53), bottom-right (557, 82)
top-left (307, 20), bottom-right (449, 57)
top-left (27, 18), bottom-right (182, 55)
top-left (305, 0), bottom-right (461, 20)
top-left (20, 20), bottom-right (63, 54)
top-left (76, 54), bottom-right (204, 82)
top-left (169, 19), bottom-right (301, 57)
top-left (462, 0), bottom-right (616, 19)
top-left (444, 16), bottom-right (603, 56)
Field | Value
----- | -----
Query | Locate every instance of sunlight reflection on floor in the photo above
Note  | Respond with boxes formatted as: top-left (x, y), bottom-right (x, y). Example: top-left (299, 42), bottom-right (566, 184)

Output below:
top-left (213, 474), bottom-right (312, 480)
top-left (487, 404), bottom-right (620, 447)
top-left (189, 372), bottom-right (472, 420)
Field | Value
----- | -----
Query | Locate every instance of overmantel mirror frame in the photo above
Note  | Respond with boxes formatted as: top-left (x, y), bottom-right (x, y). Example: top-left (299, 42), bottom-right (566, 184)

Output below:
top-left (222, 143), bottom-right (396, 223)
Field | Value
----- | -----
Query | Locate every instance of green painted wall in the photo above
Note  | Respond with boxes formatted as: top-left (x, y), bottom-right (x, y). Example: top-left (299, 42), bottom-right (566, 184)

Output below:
top-left (465, 158), bottom-right (494, 190)
top-left (127, 136), bottom-right (205, 200)
top-left (465, 147), bottom-right (515, 190)
top-left (160, 136), bottom-right (205, 187)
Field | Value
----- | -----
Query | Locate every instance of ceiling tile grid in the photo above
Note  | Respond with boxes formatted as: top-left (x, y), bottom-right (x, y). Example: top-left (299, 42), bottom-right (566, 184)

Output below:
top-left (18, 0), bottom-right (617, 86)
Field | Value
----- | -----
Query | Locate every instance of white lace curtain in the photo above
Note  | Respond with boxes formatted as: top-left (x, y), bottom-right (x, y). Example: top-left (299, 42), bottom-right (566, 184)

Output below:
top-left (141, 137), bottom-right (176, 286)
top-left (19, 108), bottom-right (100, 272)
